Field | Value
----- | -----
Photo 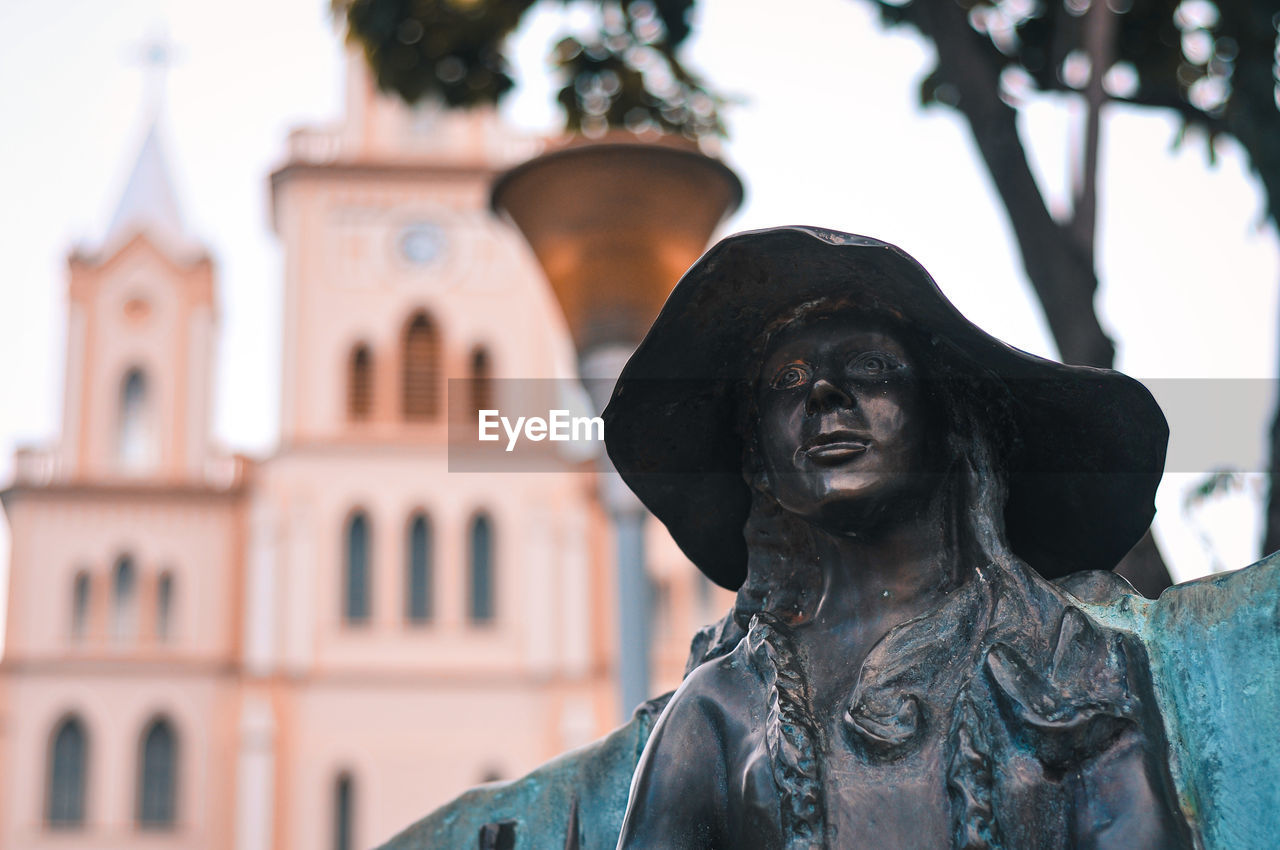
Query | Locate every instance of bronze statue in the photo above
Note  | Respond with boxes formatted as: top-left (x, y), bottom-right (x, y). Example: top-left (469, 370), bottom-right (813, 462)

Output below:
top-left (603, 227), bottom-right (1191, 848)
top-left (382, 226), bottom-right (1280, 850)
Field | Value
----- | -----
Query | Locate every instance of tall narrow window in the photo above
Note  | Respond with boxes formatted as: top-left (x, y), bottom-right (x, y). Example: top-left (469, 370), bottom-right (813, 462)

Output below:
top-left (156, 572), bottom-right (174, 642)
top-left (118, 367), bottom-right (154, 471)
top-left (333, 772), bottom-right (354, 850)
top-left (401, 313), bottom-right (440, 421)
top-left (406, 513), bottom-right (432, 623)
top-left (344, 512), bottom-right (371, 624)
top-left (112, 555), bottom-right (136, 640)
top-left (348, 345), bottom-right (373, 421)
top-left (468, 346), bottom-right (493, 421)
top-left (137, 717), bottom-right (177, 828)
top-left (47, 716), bottom-right (87, 828)
top-left (71, 572), bottom-right (90, 640)
top-left (468, 514), bottom-right (495, 624)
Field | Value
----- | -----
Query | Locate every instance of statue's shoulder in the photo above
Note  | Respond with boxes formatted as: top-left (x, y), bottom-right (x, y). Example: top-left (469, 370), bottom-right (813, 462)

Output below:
top-left (660, 624), bottom-right (770, 731)
top-left (1054, 568), bottom-right (1144, 605)
top-left (648, 614), bottom-right (810, 767)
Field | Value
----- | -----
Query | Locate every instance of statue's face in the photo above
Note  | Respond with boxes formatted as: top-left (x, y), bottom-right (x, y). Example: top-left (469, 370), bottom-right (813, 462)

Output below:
top-left (754, 315), bottom-right (940, 531)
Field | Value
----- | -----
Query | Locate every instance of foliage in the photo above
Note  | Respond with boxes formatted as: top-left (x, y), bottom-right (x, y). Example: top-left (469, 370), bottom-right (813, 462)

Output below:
top-left (336, 0), bottom-right (725, 139)
top-left (875, 0), bottom-right (1280, 222)
top-left (339, 0), bottom-right (1280, 566)
top-left (1184, 468), bottom-right (1247, 510)
top-left (867, 0), bottom-right (1279, 570)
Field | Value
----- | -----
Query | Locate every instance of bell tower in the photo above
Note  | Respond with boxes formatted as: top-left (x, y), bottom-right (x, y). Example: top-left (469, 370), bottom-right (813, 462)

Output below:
top-left (269, 46), bottom-right (550, 446)
top-left (57, 117), bottom-right (217, 482)
top-left (0, 84), bottom-right (247, 847)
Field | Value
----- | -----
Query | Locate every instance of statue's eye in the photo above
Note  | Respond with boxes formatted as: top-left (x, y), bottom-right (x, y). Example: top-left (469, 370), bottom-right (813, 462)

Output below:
top-left (770, 363), bottom-right (811, 389)
top-left (851, 352), bottom-right (899, 376)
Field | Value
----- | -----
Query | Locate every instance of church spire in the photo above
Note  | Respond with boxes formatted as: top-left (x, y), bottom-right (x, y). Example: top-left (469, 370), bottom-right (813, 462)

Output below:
top-left (99, 30), bottom-right (200, 259)
top-left (101, 116), bottom-right (195, 255)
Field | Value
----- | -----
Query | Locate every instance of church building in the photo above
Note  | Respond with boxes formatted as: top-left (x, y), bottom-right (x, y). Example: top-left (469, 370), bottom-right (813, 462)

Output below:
top-left (0, 44), bottom-right (726, 850)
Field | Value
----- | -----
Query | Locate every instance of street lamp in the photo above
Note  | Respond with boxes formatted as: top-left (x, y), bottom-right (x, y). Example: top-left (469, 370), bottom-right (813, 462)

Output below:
top-left (491, 134), bottom-right (742, 718)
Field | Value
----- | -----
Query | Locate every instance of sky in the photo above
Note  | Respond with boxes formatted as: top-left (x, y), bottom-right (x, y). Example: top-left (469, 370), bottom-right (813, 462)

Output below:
top-left (2, 0), bottom-right (1279, 588)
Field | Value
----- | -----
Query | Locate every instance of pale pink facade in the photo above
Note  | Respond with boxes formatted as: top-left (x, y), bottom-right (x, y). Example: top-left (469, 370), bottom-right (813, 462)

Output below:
top-left (0, 47), bottom-right (731, 850)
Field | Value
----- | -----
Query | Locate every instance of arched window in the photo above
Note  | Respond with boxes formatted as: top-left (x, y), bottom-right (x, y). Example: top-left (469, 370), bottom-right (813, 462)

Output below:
top-left (468, 346), bottom-right (493, 420)
top-left (136, 717), bottom-right (177, 828)
top-left (112, 555), bottom-right (137, 639)
top-left (47, 715), bottom-right (87, 827)
top-left (344, 512), bottom-right (371, 624)
top-left (468, 514), bottom-right (495, 624)
top-left (406, 513), bottom-right (432, 624)
top-left (118, 367), bottom-right (155, 471)
top-left (71, 572), bottom-right (91, 640)
top-left (333, 772), bottom-right (354, 850)
top-left (401, 313), bottom-right (440, 421)
top-left (156, 572), bottom-right (174, 642)
top-left (348, 344), bottom-right (373, 421)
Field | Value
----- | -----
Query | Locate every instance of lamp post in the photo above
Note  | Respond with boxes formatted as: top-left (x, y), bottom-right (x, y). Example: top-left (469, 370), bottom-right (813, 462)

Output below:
top-left (492, 135), bottom-right (742, 718)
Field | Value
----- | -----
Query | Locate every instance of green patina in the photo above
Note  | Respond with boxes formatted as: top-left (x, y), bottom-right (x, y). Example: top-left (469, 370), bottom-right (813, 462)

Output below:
top-left (380, 695), bottom-right (668, 850)
top-left (1069, 554), bottom-right (1280, 850)
top-left (385, 556), bottom-right (1280, 850)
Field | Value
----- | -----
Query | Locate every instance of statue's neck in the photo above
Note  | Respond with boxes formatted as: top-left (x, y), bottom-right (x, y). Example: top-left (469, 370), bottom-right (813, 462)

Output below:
top-left (799, 492), bottom-right (961, 636)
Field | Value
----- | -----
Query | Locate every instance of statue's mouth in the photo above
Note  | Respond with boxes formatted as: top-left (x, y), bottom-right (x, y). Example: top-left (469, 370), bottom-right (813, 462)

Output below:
top-left (801, 431), bottom-right (871, 464)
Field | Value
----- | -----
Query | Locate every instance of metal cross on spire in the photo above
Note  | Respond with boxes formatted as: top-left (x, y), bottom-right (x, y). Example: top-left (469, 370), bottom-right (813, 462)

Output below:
top-left (101, 26), bottom-right (194, 255)
top-left (132, 27), bottom-right (182, 116)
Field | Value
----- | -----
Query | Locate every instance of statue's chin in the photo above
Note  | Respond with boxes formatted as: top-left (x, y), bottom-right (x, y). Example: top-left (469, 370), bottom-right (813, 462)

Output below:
top-left (771, 472), bottom-right (946, 538)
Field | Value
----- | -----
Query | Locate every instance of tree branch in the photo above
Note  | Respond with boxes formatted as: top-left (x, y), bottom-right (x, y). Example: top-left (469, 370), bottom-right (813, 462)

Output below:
top-left (890, 0), bottom-right (1172, 593)
top-left (907, 0), bottom-right (1116, 367)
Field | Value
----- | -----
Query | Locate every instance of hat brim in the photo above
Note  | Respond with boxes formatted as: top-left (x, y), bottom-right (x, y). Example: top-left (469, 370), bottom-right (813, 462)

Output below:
top-left (602, 226), bottom-right (1168, 589)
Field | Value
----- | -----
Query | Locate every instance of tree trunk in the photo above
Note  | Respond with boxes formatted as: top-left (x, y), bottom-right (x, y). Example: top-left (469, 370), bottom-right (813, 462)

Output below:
top-left (1219, 14), bottom-right (1280, 557)
top-left (900, 0), bottom-right (1173, 594)
top-left (1069, 0), bottom-right (1117, 265)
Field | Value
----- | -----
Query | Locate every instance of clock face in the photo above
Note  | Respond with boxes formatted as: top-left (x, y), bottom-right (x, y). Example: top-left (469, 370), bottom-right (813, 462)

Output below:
top-left (397, 222), bottom-right (446, 265)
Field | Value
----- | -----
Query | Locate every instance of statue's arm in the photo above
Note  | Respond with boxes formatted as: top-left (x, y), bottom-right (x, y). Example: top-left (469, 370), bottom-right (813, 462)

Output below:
top-left (616, 667), bottom-right (731, 849)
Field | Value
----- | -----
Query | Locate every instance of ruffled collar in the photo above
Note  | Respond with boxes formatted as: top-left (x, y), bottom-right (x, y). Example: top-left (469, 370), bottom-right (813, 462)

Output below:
top-left (842, 560), bottom-right (1140, 765)
top-left (740, 560), bottom-right (1147, 848)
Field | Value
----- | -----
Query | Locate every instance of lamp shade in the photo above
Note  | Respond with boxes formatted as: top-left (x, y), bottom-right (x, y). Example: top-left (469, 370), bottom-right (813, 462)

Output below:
top-left (491, 136), bottom-right (743, 352)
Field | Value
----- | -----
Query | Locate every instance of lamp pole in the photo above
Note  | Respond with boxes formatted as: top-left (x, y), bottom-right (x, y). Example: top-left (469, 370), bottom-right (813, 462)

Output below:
top-left (579, 345), bottom-right (651, 716)
top-left (491, 135), bottom-right (742, 719)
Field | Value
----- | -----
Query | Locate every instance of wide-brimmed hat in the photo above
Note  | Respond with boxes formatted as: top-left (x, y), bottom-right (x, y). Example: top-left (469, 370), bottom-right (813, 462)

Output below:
top-left (602, 226), bottom-right (1168, 589)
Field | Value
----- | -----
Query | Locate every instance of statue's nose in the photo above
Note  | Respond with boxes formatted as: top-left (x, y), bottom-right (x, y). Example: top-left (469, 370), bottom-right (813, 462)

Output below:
top-left (806, 378), bottom-right (853, 414)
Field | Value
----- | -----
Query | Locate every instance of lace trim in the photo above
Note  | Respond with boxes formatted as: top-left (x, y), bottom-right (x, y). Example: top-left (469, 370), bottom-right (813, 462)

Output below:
top-left (946, 685), bottom-right (1001, 850)
top-left (747, 613), bottom-right (826, 849)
